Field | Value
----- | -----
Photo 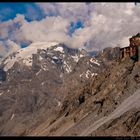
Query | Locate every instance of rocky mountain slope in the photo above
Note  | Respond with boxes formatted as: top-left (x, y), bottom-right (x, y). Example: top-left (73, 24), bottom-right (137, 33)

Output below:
top-left (0, 42), bottom-right (140, 136)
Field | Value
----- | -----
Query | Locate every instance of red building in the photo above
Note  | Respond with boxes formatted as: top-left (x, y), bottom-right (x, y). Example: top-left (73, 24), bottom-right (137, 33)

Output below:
top-left (120, 33), bottom-right (140, 61)
top-left (129, 33), bottom-right (140, 47)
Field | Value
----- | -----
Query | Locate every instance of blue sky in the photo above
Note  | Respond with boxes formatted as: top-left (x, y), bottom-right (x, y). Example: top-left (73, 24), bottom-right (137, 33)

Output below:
top-left (69, 20), bottom-right (84, 36)
top-left (0, 2), bottom-right (83, 35)
top-left (0, 2), bottom-right (45, 21)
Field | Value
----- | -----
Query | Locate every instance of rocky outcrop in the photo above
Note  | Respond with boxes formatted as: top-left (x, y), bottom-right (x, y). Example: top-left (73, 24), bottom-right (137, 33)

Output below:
top-left (0, 68), bottom-right (6, 82)
top-left (96, 47), bottom-right (121, 66)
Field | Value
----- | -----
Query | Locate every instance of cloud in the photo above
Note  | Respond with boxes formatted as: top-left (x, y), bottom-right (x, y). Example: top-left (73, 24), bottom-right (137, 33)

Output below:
top-left (35, 3), bottom-right (140, 50)
top-left (19, 16), bottom-right (70, 44)
top-left (1, 3), bottom-right (140, 58)
top-left (0, 14), bottom-right (26, 44)
top-left (37, 3), bottom-right (90, 22)
top-left (0, 42), bottom-right (7, 57)
top-left (0, 14), bottom-right (70, 58)
top-left (0, 40), bottom-right (20, 58)
top-left (0, 14), bottom-right (25, 58)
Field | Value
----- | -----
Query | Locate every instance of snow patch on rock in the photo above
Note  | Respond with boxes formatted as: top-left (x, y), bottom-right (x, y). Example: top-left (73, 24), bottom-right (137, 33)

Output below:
top-left (80, 54), bottom-right (84, 58)
top-left (90, 58), bottom-right (100, 66)
top-left (91, 73), bottom-right (98, 77)
top-left (36, 69), bottom-right (42, 76)
top-left (80, 70), bottom-right (98, 79)
top-left (54, 46), bottom-right (64, 53)
top-left (10, 113), bottom-right (15, 120)
top-left (41, 82), bottom-right (45, 86)
top-left (0, 92), bottom-right (3, 96)
top-left (86, 70), bottom-right (91, 78)
top-left (63, 61), bottom-right (72, 73)
top-left (39, 56), bottom-right (43, 61)
top-left (41, 65), bottom-right (48, 71)
top-left (52, 56), bottom-right (58, 60)
top-left (71, 55), bottom-right (79, 62)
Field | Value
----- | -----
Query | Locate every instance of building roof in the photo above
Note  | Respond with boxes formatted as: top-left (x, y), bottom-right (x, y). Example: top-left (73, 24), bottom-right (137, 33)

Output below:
top-left (132, 33), bottom-right (140, 38)
top-left (120, 46), bottom-right (130, 50)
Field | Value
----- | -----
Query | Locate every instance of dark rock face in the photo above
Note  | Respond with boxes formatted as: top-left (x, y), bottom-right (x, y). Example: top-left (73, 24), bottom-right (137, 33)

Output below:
top-left (96, 47), bottom-right (121, 65)
top-left (0, 43), bottom-right (140, 136)
top-left (0, 68), bottom-right (6, 82)
top-left (78, 95), bottom-right (85, 105)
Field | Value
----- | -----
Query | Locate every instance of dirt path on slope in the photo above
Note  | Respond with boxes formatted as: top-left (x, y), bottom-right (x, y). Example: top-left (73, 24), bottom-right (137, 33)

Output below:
top-left (80, 89), bottom-right (140, 136)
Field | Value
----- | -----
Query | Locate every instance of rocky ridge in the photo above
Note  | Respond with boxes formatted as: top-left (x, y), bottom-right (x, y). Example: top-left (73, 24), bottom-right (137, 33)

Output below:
top-left (0, 43), bottom-right (140, 136)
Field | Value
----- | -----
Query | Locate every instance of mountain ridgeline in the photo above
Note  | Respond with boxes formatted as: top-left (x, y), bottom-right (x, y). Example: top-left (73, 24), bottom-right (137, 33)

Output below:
top-left (0, 42), bottom-right (140, 136)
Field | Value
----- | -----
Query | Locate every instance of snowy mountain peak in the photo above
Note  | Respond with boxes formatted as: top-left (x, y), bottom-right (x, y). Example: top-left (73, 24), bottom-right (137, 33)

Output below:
top-left (1, 41), bottom-right (99, 79)
top-left (2, 41), bottom-right (60, 71)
